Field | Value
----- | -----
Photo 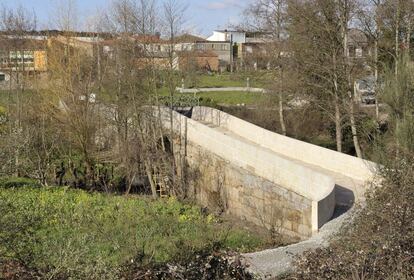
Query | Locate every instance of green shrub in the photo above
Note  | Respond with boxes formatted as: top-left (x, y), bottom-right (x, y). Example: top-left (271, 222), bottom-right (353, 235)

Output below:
top-left (0, 187), bottom-right (265, 279)
top-left (221, 229), bottom-right (264, 252)
top-left (0, 177), bottom-right (41, 188)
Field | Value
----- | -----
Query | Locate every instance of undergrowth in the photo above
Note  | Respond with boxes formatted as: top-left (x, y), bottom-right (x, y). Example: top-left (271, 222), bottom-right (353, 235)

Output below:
top-left (0, 184), bottom-right (264, 279)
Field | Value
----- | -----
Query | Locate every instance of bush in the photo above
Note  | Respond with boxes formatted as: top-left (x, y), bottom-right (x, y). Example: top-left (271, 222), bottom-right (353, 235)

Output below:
top-left (0, 186), bottom-right (264, 279)
top-left (0, 177), bottom-right (41, 188)
top-left (284, 156), bottom-right (414, 280)
top-left (222, 230), bottom-right (263, 252)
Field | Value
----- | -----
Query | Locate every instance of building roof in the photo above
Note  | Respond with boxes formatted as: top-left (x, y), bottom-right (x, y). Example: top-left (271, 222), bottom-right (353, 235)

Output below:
top-left (175, 33), bottom-right (206, 43)
top-left (0, 37), bottom-right (47, 50)
top-left (133, 34), bottom-right (165, 44)
top-left (196, 40), bottom-right (231, 44)
top-left (214, 29), bottom-right (272, 35)
top-left (0, 30), bottom-right (113, 39)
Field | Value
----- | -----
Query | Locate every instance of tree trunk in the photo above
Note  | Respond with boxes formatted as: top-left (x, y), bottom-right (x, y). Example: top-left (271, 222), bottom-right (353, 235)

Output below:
top-left (145, 162), bottom-right (158, 199)
top-left (335, 92), bottom-right (342, 153)
top-left (333, 51), bottom-right (342, 153)
top-left (349, 99), bottom-right (362, 158)
top-left (374, 39), bottom-right (380, 120)
top-left (125, 174), bottom-right (135, 195)
top-left (278, 68), bottom-right (287, 135)
top-left (279, 96), bottom-right (286, 136)
top-left (407, 17), bottom-right (411, 58)
top-left (395, 2), bottom-right (400, 77)
top-left (342, 1), bottom-right (362, 158)
top-left (15, 148), bottom-right (20, 177)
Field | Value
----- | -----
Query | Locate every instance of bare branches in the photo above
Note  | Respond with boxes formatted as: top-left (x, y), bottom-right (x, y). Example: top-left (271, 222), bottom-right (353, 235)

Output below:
top-left (162, 0), bottom-right (187, 41)
top-left (51, 0), bottom-right (79, 32)
top-left (0, 4), bottom-right (37, 33)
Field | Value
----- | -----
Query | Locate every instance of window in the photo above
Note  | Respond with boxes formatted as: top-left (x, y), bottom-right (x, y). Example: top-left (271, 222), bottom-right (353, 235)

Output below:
top-left (0, 74), bottom-right (5, 81)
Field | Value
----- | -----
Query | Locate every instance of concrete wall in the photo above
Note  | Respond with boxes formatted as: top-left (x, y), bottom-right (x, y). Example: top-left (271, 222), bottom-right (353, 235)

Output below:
top-left (159, 107), bottom-right (336, 235)
top-left (191, 106), bottom-right (377, 183)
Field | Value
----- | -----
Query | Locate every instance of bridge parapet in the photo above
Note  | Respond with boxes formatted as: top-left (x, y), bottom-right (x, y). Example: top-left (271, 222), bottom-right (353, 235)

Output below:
top-left (192, 106), bottom-right (377, 199)
top-left (167, 106), bottom-right (378, 277)
top-left (159, 107), bottom-right (337, 235)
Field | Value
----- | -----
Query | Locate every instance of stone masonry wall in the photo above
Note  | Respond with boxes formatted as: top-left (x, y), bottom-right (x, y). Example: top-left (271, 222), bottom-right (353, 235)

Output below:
top-left (185, 141), bottom-right (313, 240)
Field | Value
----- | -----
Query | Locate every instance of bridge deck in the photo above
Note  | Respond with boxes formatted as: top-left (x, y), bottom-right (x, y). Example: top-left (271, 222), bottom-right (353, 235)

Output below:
top-left (198, 119), bottom-right (367, 278)
top-left (200, 120), bottom-right (365, 206)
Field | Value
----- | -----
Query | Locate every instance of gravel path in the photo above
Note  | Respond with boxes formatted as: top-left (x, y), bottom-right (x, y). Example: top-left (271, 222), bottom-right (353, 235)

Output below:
top-left (242, 202), bottom-right (358, 278)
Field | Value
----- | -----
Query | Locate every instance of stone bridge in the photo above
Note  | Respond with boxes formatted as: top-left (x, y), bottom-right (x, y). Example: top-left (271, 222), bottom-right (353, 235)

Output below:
top-left (161, 106), bottom-right (377, 278)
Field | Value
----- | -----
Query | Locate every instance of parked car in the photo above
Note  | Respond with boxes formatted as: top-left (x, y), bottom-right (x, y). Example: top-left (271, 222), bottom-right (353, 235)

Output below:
top-left (354, 76), bottom-right (376, 104)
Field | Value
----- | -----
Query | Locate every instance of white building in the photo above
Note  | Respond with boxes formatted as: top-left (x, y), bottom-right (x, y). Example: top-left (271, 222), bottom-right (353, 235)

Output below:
top-left (207, 30), bottom-right (246, 44)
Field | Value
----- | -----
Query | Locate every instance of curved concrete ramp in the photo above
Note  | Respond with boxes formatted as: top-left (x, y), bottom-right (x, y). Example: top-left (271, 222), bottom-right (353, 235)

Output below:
top-left (161, 106), bottom-right (376, 277)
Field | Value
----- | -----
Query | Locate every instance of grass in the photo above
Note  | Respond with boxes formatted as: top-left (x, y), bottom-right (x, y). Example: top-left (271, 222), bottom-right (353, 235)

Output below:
top-left (0, 90), bottom-right (11, 107)
top-left (0, 89), bottom-right (35, 108)
top-left (196, 74), bottom-right (246, 88)
top-left (190, 72), bottom-right (270, 89)
top-left (159, 89), bottom-right (263, 106)
top-left (196, 91), bottom-right (263, 105)
top-left (0, 181), bottom-right (265, 279)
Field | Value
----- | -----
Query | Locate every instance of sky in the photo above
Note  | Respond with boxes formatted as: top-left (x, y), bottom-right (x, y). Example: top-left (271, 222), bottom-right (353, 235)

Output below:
top-left (2, 0), bottom-right (251, 37)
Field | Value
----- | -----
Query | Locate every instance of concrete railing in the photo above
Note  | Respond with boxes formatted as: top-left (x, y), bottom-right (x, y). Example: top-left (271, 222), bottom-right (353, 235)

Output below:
top-left (192, 106), bottom-right (377, 183)
top-left (159, 107), bottom-right (336, 232)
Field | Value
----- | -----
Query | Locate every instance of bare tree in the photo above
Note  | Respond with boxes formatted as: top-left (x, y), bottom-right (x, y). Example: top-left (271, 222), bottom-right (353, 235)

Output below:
top-left (0, 4), bottom-right (37, 175)
top-left (162, 0), bottom-right (187, 188)
top-left (356, 0), bottom-right (385, 120)
top-left (51, 0), bottom-right (79, 32)
top-left (243, 0), bottom-right (290, 135)
top-left (339, 0), bottom-right (363, 158)
top-left (289, 0), bottom-right (345, 152)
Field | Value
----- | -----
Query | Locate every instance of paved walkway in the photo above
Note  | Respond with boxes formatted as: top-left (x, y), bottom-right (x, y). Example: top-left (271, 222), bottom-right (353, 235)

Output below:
top-left (176, 87), bottom-right (267, 93)
top-left (242, 207), bottom-right (354, 278)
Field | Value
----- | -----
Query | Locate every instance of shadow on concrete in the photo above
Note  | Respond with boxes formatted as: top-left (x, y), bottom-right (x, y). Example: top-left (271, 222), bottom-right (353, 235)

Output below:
top-left (332, 184), bottom-right (355, 219)
top-left (175, 107), bottom-right (193, 118)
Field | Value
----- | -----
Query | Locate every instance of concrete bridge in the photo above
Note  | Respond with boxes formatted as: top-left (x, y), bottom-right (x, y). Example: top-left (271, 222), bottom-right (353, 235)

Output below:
top-left (161, 106), bottom-right (377, 277)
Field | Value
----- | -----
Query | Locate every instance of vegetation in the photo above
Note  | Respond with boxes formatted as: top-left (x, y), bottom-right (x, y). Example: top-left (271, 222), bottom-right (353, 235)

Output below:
top-left (196, 91), bottom-right (262, 105)
top-left (189, 72), bottom-right (268, 89)
top-left (166, 91), bottom-right (263, 106)
top-left (285, 159), bottom-right (414, 280)
top-left (0, 182), bottom-right (264, 279)
top-left (1, 0), bottom-right (414, 278)
top-left (281, 57), bottom-right (414, 280)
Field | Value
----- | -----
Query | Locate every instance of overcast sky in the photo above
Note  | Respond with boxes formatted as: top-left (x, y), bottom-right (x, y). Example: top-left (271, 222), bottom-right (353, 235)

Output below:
top-left (2, 0), bottom-right (250, 37)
